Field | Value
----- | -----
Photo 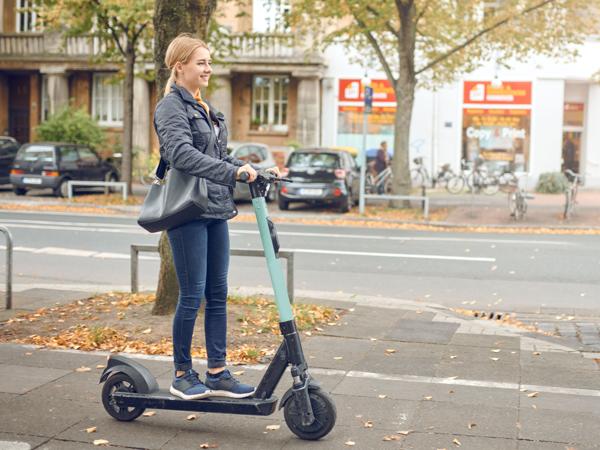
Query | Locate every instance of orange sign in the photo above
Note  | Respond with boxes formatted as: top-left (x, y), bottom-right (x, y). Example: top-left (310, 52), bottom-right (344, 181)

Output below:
top-left (463, 81), bottom-right (532, 105)
top-left (339, 79), bottom-right (396, 103)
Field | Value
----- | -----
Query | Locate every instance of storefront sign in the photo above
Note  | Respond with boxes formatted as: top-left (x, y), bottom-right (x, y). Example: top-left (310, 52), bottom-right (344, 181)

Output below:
top-left (339, 79), bottom-right (396, 103)
top-left (463, 81), bottom-right (532, 105)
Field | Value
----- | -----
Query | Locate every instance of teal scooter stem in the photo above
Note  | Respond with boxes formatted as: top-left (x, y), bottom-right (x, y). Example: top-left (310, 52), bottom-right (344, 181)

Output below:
top-left (99, 171), bottom-right (336, 441)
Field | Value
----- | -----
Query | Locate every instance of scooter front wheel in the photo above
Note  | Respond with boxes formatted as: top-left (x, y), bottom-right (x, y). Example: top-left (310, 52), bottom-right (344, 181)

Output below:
top-left (101, 372), bottom-right (146, 421)
top-left (284, 389), bottom-right (336, 440)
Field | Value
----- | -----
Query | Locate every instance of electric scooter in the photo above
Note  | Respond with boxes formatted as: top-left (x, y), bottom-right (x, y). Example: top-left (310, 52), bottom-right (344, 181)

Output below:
top-left (99, 171), bottom-right (337, 440)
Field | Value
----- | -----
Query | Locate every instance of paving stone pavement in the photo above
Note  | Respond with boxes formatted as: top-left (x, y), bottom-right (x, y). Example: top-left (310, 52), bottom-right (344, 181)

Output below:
top-left (1, 290), bottom-right (600, 449)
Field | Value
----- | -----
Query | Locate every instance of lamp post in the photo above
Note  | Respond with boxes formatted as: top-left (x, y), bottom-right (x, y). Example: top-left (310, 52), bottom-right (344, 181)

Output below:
top-left (359, 74), bottom-right (372, 214)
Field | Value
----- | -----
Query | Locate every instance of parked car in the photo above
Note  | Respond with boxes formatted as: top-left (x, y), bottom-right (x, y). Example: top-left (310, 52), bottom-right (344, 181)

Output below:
top-left (228, 141), bottom-right (278, 202)
top-left (10, 142), bottom-right (119, 197)
top-left (0, 136), bottom-right (20, 185)
top-left (277, 148), bottom-right (360, 213)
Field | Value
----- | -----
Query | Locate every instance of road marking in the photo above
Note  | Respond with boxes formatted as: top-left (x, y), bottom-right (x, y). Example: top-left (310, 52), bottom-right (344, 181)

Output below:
top-left (0, 244), bottom-right (493, 263)
top-left (288, 248), bottom-right (495, 262)
top-left (0, 217), bottom-right (575, 245)
top-left (230, 228), bottom-right (573, 246)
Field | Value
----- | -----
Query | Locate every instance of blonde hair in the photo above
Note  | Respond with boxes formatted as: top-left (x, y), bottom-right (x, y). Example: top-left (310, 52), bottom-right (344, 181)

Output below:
top-left (163, 33), bottom-right (209, 97)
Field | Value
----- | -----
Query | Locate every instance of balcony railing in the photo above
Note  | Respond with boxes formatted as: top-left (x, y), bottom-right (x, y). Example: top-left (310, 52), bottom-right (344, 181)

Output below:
top-left (0, 31), bottom-right (315, 62)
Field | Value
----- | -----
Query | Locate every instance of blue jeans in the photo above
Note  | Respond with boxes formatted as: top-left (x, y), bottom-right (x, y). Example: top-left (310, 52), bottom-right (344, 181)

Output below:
top-left (167, 219), bottom-right (230, 372)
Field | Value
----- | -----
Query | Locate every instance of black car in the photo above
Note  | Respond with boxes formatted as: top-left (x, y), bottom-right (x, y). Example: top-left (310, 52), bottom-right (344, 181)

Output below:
top-left (0, 136), bottom-right (20, 185)
top-left (10, 142), bottom-right (119, 197)
top-left (278, 148), bottom-right (360, 213)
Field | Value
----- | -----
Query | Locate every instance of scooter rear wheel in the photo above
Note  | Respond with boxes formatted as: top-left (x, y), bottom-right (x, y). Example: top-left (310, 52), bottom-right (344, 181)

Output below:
top-left (101, 372), bottom-right (146, 421)
top-left (284, 389), bottom-right (336, 440)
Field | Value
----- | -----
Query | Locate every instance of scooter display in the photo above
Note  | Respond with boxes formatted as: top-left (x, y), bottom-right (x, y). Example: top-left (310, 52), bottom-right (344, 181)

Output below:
top-left (99, 171), bottom-right (337, 440)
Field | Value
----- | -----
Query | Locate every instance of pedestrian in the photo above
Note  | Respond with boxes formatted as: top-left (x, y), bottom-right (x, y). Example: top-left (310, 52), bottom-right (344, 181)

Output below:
top-left (374, 140), bottom-right (389, 174)
top-left (153, 33), bottom-right (280, 400)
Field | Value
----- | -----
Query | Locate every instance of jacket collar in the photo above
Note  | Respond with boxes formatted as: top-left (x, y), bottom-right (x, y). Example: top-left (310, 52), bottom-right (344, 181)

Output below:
top-left (170, 83), bottom-right (225, 122)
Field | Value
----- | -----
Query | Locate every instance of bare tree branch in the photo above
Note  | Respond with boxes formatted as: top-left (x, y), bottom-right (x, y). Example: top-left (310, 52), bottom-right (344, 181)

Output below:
top-left (416, 0), bottom-right (556, 75)
top-left (90, 0), bottom-right (126, 56)
top-left (415, 0), bottom-right (432, 24)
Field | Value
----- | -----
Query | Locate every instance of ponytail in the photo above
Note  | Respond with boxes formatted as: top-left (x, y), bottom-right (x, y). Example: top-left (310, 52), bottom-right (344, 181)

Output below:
top-left (163, 68), bottom-right (176, 98)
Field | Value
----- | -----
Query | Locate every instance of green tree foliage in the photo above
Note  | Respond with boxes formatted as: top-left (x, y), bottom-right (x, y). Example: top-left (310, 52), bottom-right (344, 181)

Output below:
top-left (36, 106), bottom-right (105, 149)
top-left (36, 0), bottom-right (154, 195)
top-left (290, 0), bottom-right (597, 203)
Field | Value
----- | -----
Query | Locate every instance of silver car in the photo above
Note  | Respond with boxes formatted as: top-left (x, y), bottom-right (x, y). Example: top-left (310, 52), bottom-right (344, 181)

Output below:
top-left (228, 141), bottom-right (277, 202)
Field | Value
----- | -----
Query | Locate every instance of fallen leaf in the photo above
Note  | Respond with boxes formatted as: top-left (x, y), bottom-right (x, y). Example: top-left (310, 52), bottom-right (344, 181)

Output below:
top-left (76, 366), bottom-right (91, 372)
top-left (142, 328), bottom-right (152, 334)
top-left (85, 426), bottom-right (97, 433)
top-left (532, 352), bottom-right (541, 356)
top-left (468, 422), bottom-right (476, 429)
top-left (423, 396), bottom-right (433, 400)
top-left (142, 411), bottom-right (156, 417)
top-left (25, 352), bottom-right (32, 356)
top-left (333, 356), bottom-right (343, 360)
top-left (345, 441), bottom-right (356, 446)
top-left (96, 364), bottom-right (105, 369)
top-left (266, 424), bottom-right (280, 431)
top-left (199, 443), bottom-right (218, 449)
top-left (490, 357), bottom-right (499, 361)
top-left (453, 438), bottom-right (462, 447)
top-left (370, 337), bottom-right (378, 341)
top-left (383, 434), bottom-right (401, 441)
top-left (93, 439), bottom-right (109, 446)
top-left (491, 349), bottom-right (501, 353)
top-left (186, 414), bottom-right (197, 421)
top-left (397, 430), bottom-right (413, 435)
top-left (527, 392), bottom-right (539, 398)
top-left (377, 394), bottom-right (387, 399)
top-left (232, 370), bottom-right (244, 376)
top-left (532, 404), bottom-right (537, 409)
top-left (363, 420), bottom-right (373, 428)
top-left (449, 355), bottom-right (458, 359)
top-left (385, 348), bottom-right (397, 354)
top-left (304, 331), bottom-right (312, 336)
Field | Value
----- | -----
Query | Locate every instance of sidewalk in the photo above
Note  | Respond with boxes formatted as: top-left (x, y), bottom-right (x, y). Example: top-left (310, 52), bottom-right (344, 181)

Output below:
top-left (1, 289), bottom-right (600, 449)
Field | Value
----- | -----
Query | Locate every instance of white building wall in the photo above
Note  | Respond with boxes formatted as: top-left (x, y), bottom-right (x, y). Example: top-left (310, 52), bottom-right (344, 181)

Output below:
top-left (585, 85), bottom-right (600, 186)
top-left (529, 79), bottom-right (564, 183)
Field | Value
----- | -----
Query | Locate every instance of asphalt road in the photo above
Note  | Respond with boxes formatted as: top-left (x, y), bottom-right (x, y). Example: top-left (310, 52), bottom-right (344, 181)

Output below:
top-left (0, 209), bottom-right (598, 314)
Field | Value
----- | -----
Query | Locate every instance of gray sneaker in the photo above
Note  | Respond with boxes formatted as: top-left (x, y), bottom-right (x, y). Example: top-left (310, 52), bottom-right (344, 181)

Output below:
top-left (170, 369), bottom-right (212, 400)
top-left (205, 369), bottom-right (256, 398)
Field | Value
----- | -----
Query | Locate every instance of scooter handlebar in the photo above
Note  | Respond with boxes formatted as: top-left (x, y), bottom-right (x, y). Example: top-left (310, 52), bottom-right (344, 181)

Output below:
top-left (237, 170), bottom-right (291, 184)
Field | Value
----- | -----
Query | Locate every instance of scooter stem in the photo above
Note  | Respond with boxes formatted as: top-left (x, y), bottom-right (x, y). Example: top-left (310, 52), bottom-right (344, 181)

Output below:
top-left (251, 196), bottom-right (294, 322)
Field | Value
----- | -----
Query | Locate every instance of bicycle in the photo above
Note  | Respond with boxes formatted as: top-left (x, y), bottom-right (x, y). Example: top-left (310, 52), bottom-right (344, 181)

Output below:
top-left (410, 157), bottom-right (429, 188)
top-left (507, 175), bottom-right (533, 220)
top-left (431, 163), bottom-right (455, 189)
top-left (563, 169), bottom-right (582, 220)
top-left (467, 157), bottom-right (499, 195)
top-left (365, 166), bottom-right (393, 194)
top-left (446, 159), bottom-right (471, 194)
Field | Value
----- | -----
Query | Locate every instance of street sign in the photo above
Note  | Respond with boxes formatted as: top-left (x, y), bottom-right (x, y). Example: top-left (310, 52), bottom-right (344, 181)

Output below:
top-left (364, 86), bottom-right (373, 113)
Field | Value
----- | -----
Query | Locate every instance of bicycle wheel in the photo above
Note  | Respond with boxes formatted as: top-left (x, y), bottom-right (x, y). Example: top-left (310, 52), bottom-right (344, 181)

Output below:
top-left (446, 176), bottom-right (464, 194)
top-left (482, 176), bottom-right (500, 195)
top-left (564, 190), bottom-right (573, 219)
top-left (499, 173), bottom-right (518, 193)
top-left (508, 192), bottom-right (518, 219)
top-left (365, 174), bottom-right (375, 194)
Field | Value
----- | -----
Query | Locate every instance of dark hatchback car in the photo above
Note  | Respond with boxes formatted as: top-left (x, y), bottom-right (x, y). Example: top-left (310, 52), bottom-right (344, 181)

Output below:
top-left (278, 148), bottom-right (360, 213)
top-left (0, 136), bottom-right (20, 185)
top-left (10, 143), bottom-right (119, 197)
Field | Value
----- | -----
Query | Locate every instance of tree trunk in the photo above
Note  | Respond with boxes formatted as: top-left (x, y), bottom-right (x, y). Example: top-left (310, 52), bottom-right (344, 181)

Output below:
top-left (122, 45), bottom-right (135, 196)
top-left (151, 0), bottom-right (217, 315)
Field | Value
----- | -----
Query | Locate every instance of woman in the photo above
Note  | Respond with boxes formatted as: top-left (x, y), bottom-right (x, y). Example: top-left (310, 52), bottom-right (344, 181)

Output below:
top-left (154, 33), bottom-right (280, 400)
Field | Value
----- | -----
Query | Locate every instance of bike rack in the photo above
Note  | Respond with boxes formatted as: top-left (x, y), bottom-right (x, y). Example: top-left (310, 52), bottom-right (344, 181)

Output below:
top-left (130, 245), bottom-right (296, 303)
top-left (0, 226), bottom-right (13, 310)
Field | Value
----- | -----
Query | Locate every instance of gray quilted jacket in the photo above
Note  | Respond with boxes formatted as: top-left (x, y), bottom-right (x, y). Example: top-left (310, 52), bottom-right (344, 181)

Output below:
top-left (154, 83), bottom-right (246, 220)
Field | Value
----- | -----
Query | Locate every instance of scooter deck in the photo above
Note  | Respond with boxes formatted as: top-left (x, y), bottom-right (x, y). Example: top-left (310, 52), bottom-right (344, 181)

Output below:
top-left (113, 389), bottom-right (279, 415)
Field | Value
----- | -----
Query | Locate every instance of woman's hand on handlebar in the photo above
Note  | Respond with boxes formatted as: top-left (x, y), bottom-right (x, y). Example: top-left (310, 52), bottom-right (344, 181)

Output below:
top-left (237, 164), bottom-right (257, 182)
top-left (265, 166), bottom-right (281, 177)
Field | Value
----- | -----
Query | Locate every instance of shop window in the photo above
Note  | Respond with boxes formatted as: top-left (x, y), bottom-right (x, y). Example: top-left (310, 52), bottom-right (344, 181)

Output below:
top-left (251, 75), bottom-right (288, 133)
top-left (16, 0), bottom-right (38, 32)
top-left (462, 108), bottom-right (531, 172)
top-left (92, 73), bottom-right (124, 126)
